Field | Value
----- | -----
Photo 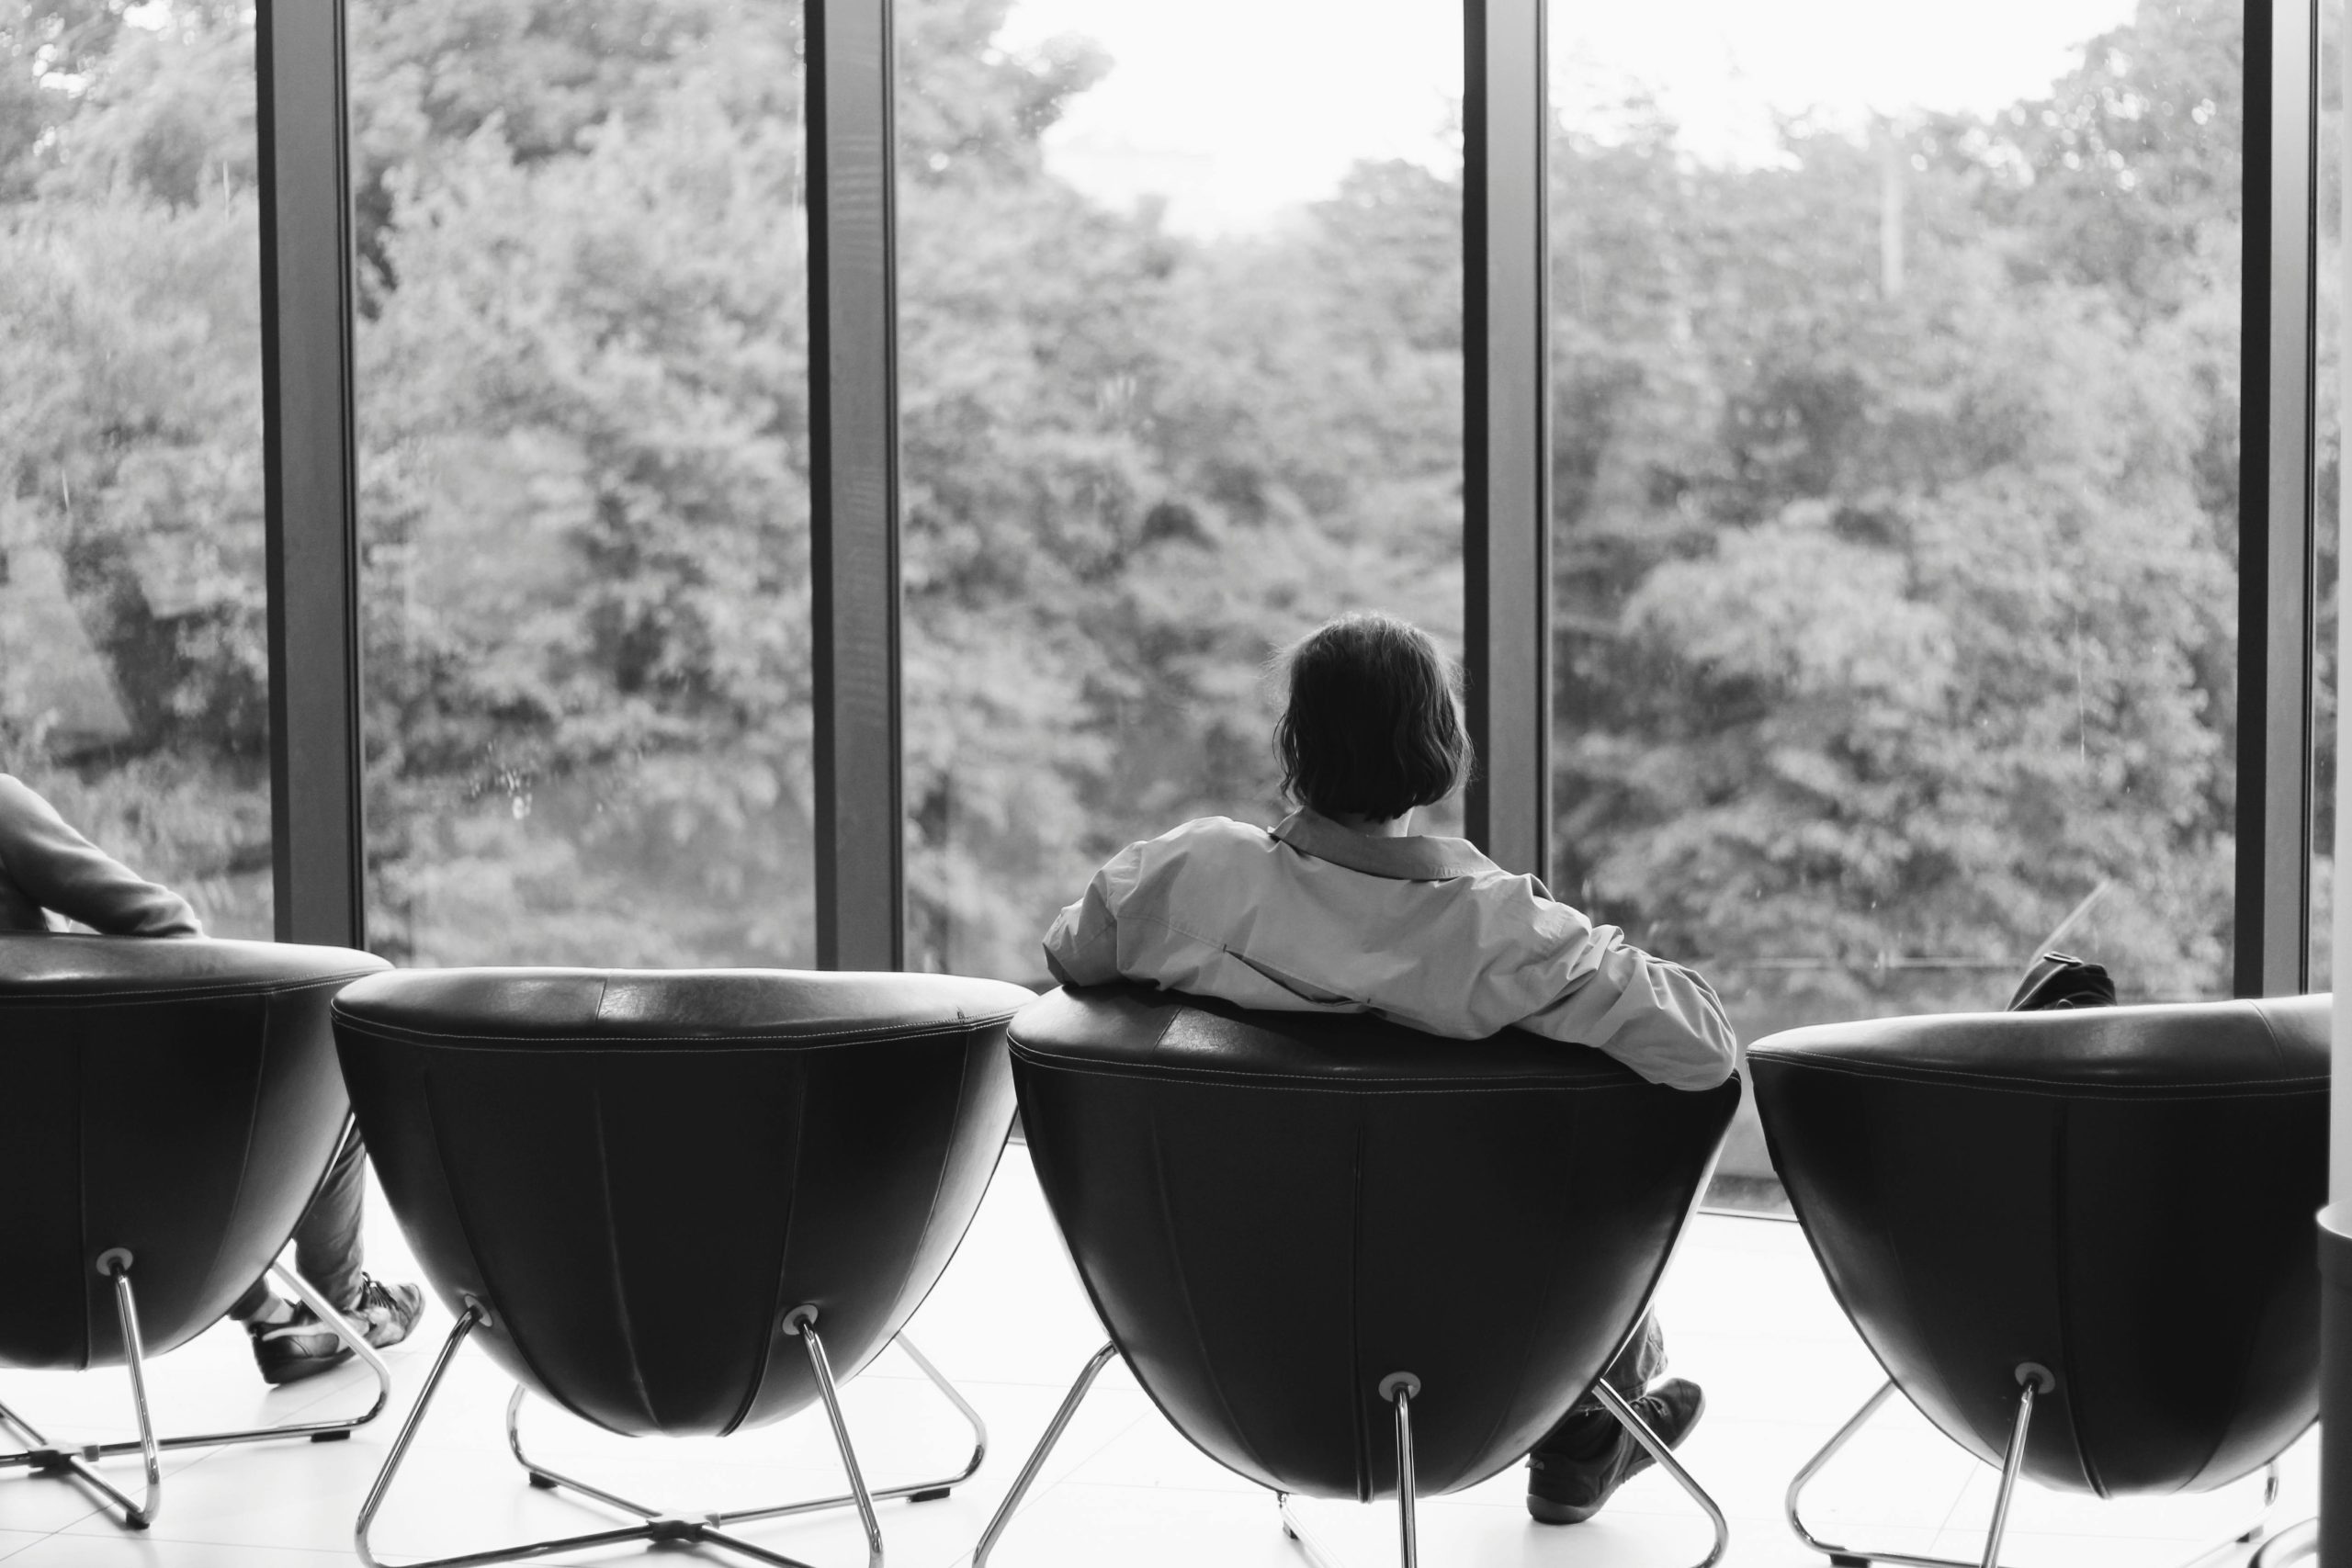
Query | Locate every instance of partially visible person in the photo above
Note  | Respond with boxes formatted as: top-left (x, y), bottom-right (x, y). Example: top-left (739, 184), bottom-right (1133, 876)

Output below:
top-left (1041, 613), bottom-right (1736, 1525)
top-left (0, 772), bottom-right (423, 1384)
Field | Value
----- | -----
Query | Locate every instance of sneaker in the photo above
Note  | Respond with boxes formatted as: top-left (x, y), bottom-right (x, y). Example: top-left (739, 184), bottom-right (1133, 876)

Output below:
top-left (249, 1276), bottom-right (424, 1387)
top-left (1525, 1377), bottom-right (1705, 1525)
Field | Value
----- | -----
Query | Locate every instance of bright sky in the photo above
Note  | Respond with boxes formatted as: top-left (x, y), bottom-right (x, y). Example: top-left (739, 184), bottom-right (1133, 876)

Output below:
top-left (996, 0), bottom-right (2140, 234)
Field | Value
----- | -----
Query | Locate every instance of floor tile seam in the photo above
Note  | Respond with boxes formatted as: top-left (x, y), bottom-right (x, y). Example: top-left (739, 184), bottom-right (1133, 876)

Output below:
top-left (0, 1527), bottom-right (67, 1565)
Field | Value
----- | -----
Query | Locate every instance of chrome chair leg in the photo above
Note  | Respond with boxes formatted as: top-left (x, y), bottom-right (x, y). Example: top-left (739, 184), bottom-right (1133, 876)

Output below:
top-left (1786, 1373), bottom-right (2280, 1568)
top-left (1271, 1375), bottom-right (1423, 1568)
top-left (710, 1333), bottom-right (987, 1522)
top-left (1277, 1491), bottom-right (1346, 1568)
top-left (363, 1301), bottom-right (966, 1568)
top-left (782, 1305), bottom-right (883, 1568)
top-left (105, 1254), bottom-right (163, 1527)
top-left (1976, 1368), bottom-right (2048, 1568)
top-left (971, 1340), bottom-right (1120, 1568)
top-left (1594, 1378), bottom-right (1731, 1568)
top-left (0, 1251), bottom-right (392, 1532)
top-left (1380, 1372), bottom-right (1420, 1568)
top-left (2250, 1517), bottom-right (2318, 1568)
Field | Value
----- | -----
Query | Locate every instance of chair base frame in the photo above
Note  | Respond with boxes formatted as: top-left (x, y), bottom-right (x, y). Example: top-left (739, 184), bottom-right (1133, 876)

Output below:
top-left (0, 1254), bottom-right (393, 1530)
top-left (975, 1345), bottom-right (1729, 1568)
top-left (1787, 1376), bottom-right (2281, 1568)
top-left (354, 1301), bottom-right (985, 1568)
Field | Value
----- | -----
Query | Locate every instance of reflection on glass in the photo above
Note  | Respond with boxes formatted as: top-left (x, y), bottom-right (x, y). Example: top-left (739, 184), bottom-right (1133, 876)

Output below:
top-left (896, 0), bottom-right (1465, 980)
top-left (0, 4), bottom-right (271, 935)
top-left (352, 0), bottom-right (813, 966)
top-left (1549, 0), bottom-right (2242, 1037)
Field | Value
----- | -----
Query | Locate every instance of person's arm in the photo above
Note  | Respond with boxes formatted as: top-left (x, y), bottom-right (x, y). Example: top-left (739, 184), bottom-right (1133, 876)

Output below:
top-left (0, 776), bottom-right (204, 937)
top-left (1515, 929), bottom-right (1738, 1090)
top-left (1041, 840), bottom-right (1147, 987)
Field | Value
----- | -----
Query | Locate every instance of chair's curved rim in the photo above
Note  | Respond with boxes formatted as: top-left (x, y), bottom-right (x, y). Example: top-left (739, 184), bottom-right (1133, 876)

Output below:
top-left (1009, 983), bottom-right (1676, 1091)
top-left (330, 965), bottom-right (1035, 1050)
top-left (334, 1010), bottom-right (1024, 1054)
top-left (0, 933), bottom-right (386, 1009)
top-left (1009, 1042), bottom-right (1722, 1097)
top-left (1748, 1053), bottom-right (2325, 1101)
top-left (1748, 995), bottom-right (2329, 1096)
top-left (0, 968), bottom-right (387, 1010)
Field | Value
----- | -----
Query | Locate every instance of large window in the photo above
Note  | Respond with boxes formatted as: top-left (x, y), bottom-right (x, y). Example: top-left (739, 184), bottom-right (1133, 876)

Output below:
top-left (350, 0), bottom-right (815, 966)
top-left (1549, 0), bottom-right (2244, 1041)
top-left (895, 0), bottom-right (1465, 981)
top-left (0, 2), bottom-right (273, 936)
top-left (5, 0), bottom-right (2319, 1022)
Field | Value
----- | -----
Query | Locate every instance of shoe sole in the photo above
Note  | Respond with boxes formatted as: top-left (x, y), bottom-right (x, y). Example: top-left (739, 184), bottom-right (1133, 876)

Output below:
top-left (1527, 1495), bottom-right (1604, 1525)
top-left (255, 1347), bottom-right (356, 1387)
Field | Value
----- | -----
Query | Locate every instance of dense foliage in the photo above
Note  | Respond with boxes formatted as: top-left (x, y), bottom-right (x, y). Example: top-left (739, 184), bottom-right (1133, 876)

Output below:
top-left (0, 0), bottom-right (2313, 1030)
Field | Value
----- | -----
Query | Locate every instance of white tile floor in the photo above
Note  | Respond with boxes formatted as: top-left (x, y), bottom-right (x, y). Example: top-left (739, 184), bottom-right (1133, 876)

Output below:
top-left (0, 1145), bottom-right (2317, 1567)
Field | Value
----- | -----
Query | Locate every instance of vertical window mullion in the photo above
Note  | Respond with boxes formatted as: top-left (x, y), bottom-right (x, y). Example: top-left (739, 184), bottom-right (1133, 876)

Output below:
top-left (1464, 0), bottom-right (1552, 880)
top-left (808, 0), bottom-right (906, 970)
top-left (258, 0), bottom-right (365, 950)
top-left (2237, 0), bottom-right (2319, 998)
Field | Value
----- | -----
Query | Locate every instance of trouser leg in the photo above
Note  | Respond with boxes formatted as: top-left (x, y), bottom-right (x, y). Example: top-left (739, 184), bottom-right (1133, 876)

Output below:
top-left (1579, 1312), bottom-right (1666, 1415)
top-left (228, 1121), bottom-right (368, 1320)
top-left (1533, 1313), bottom-right (1667, 1453)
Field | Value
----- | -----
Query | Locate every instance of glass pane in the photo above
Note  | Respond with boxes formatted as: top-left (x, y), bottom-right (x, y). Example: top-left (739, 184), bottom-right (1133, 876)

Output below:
top-left (896, 0), bottom-right (1464, 981)
top-left (1550, 0), bottom-right (2243, 1034)
top-left (353, 0), bottom-right (814, 966)
top-left (0, 4), bottom-right (272, 937)
top-left (2317, 0), bottom-right (2342, 992)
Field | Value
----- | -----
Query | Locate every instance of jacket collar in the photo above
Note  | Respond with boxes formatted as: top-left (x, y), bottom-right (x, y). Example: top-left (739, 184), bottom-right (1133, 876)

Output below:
top-left (1271, 808), bottom-right (1498, 882)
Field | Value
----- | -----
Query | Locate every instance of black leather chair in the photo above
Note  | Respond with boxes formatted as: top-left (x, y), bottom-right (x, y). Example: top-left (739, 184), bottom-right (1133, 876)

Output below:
top-left (331, 965), bottom-right (1033, 1568)
top-left (0, 932), bottom-right (394, 1529)
top-left (973, 985), bottom-right (1745, 1568)
top-left (1750, 997), bottom-right (2328, 1568)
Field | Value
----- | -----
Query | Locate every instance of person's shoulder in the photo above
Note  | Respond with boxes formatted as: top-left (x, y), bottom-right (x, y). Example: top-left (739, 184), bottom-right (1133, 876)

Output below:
top-left (1152, 815), bottom-right (1274, 850)
top-left (0, 773), bottom-right (43, 819)
top-left (1114, 816), bottom-right (1276, 874)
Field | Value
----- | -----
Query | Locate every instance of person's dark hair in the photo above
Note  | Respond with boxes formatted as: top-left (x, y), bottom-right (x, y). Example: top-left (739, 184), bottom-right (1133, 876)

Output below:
top-left (1275, 612), bottom-right (1472, 822)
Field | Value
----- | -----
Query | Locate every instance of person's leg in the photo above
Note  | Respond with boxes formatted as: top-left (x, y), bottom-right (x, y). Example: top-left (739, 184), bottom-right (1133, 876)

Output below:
top-left (290, 1120), bottom-right (369, 1311)
top-left (1526, 1314), bottom-right (1704, 1525)
top-left (246, 1123), bottom-right (424, 1386)
top-left (1544, 1313), bottom-right (1666, 1444)
top-left (226, 1121), bottom-right (365, 1323)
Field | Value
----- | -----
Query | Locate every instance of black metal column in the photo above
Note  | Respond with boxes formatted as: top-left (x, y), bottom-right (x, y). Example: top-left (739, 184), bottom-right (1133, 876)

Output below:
top-left (257, 0), bottom-right (366, 950)
top-left (807, 0), bottom-right (904, 970)
top-left (2236, 0), bottom-right (2319, 1000)
top-left (1463, 0), bottom-right (1551, 880)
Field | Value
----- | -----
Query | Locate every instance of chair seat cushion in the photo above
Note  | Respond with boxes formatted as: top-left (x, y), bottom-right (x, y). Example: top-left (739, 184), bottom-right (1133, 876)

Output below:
top-left (0, 934), bottom-right (387, 1369)
top-left (1011, 985), bottom-right (1739, 1501)
top-left (1750, 996), bottom-right (2327, 1496)
top-left (333, 967), bottom-right (1032, 1438)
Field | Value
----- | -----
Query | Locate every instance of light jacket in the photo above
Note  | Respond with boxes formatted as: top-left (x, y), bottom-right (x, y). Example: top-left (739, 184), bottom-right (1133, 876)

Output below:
top-left (0, 774), bottom-right (203, 937)
top-left (1041, 808), bottom-right (1737, 1090)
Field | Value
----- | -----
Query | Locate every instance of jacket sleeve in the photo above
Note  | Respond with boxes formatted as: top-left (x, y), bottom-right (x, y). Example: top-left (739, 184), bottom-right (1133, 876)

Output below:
top-left (1515, 932), bottom-right (1739, 1090)
top-left (0, 776), bottom-right (204, 938)
top-left (1041, 840), bottom-right (1147, 987)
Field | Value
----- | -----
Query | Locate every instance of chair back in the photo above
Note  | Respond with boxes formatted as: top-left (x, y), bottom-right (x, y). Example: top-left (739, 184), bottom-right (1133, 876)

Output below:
top-left (1010, 984), bottom-right (1741, 1501)
top-left (0, 933), bottom-right (387, 1369)
top-left (1750, 997), bottom-right (2328, 1495)
top-left (331, 966), bottom-right (1030, 1438)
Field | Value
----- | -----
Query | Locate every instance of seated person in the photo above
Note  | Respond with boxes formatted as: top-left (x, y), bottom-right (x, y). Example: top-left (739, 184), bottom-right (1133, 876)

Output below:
top-left (1042, 612), bottom-right (1738, 1526)
top-left (0, 773), bottom-right (423, 1384)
